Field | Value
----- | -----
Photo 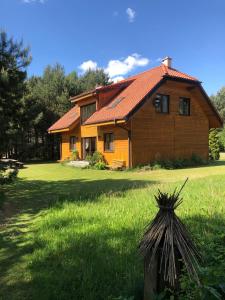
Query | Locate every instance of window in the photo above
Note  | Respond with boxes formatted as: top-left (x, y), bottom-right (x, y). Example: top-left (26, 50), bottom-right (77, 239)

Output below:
top-left (179, 98), bottom-right (190, 115)
top-left (80, 103), bottom-right (96, 124)
top-left (104, 133), bottom-right (114, 152)
top-left (154, 94), bottom-right (169, 113)
top-left (70, 136), bottom-right (77, 151)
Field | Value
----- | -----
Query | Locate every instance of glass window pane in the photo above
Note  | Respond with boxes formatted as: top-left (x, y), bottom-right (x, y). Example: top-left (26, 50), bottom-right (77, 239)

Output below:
top-left (180, 98), bottom-right (190, 115)
top-left (81, 103), bottom-right (96, 123)
top-left (161, 95), bottom-right (169, 113)
top-left (104, 133), bottom-right (114, 151)
top-left (70, 136), bottom-right (76, 151)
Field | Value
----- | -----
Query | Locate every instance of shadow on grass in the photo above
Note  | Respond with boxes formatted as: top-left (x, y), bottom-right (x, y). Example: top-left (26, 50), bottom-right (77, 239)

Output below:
top-left (1, 211), bottom-right (225, 300)
top-left (2, 177), bottom-right (155, 221)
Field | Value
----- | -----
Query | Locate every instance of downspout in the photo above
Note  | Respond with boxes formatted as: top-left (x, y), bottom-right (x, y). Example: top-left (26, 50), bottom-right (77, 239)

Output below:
top-left (114, 119), bottom-right (132, 168)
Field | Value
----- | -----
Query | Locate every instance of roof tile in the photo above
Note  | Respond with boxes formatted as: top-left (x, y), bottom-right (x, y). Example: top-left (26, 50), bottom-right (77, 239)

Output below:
top-left (84, 65), bottom-right (198, 125)
top-left (48, 105), bottom-right (80, 132)
top-left (49, 65), bottom-right (199, 130)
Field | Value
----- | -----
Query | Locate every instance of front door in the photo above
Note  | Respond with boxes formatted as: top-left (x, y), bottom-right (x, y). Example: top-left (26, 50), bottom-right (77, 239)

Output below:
top-left (82, 137), bottom-right (96, 159)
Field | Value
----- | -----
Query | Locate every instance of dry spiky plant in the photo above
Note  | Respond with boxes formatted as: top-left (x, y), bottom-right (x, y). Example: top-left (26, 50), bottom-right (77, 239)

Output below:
top-left (139, 178), bottom-right (201, 288)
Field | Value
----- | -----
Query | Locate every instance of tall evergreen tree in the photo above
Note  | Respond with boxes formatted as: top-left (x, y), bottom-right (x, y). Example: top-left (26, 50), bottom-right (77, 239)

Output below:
top-left (79, 69), bottom-right (111, 92)
top-left (211, 87), bottom-right (225, 122)
top-left (0, 31), bottom-right (31, 157)
top-left (21, 66), bottom-right (111, 160)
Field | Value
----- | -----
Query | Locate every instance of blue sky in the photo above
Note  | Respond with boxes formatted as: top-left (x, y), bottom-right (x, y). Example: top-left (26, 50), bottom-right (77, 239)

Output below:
top-left (1, 0), bottom-right (225, 95)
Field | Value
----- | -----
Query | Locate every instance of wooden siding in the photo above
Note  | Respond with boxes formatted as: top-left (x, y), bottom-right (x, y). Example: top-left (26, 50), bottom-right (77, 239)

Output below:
top-left (97, 125), bottom-right (129, 167)
top-left (61, 81), bottom-right (211, 167)
top-left (131, 81), bottom-right (209, 166)
top-left (61, 126), bottom-right (81, 161)
top-left (61, 124), bottom-right (129, 166)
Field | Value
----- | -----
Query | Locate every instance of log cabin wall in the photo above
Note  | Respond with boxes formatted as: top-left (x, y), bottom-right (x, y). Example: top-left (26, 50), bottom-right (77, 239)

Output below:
top-left (61, 124), bottom-right (129, 166)
top-left (61, 126), bottom-right (81, 161)
top-left (97, 125), bottom-right (129, 167)
top-left (131, 81), bottom-right (209, 166)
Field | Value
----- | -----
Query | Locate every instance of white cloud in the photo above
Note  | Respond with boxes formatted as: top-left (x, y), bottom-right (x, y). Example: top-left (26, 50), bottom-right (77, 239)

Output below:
top-left (126, 8), bottom-right (136, 23)
top-left (79, 60), bottom-right (98, 73)
top-left (105, 53), bottom-right (150, 78)
top-left (111, 76), bottom-right (124, 83)
top-left (22, 0), bottom-right (46, 3)
top-left (78, 54), bottom-right (150, 82)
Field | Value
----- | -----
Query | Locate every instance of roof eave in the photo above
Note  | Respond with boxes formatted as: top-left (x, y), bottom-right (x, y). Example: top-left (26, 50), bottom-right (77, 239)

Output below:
top-left (83, 119), bottom-right (126, 127)
top-left (70, 91), bottom-right (96, 103)
top-left (48, 128), bottom-right (70, 134)
top-left (48, 117), bottom-right (80, 134)
top-left (197, 84), bottom-right (223, 127)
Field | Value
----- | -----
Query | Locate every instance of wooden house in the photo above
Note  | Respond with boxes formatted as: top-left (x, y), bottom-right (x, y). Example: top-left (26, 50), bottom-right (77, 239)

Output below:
top-left (48, 57), bottom-right (222, 168)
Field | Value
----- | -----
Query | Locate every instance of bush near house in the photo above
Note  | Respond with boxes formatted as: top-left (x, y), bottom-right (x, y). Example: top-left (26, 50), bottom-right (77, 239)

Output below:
top-left (0, 168), bottom-right (18, 185)
top-left (130, 154), bottom-right (207, 172)
top-left (70, 149), bottom-right (79, 161)
top-left (86, 151), bottom-right (107, 169)
top-left (218, 127), bottom-right (225, 151)
top-left (209, 129), bottom-right (220, 160)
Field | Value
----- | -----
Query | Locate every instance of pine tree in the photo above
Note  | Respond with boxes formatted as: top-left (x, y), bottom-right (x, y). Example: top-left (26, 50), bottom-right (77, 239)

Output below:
top-left (0, 31), bottom-right (31, 157)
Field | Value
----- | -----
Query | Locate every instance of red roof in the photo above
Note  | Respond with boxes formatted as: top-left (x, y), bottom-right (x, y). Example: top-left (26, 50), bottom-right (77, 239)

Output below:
top-left (48, 105), bottom-right (80, 132)
top-left (48, 64), bottom-right (200, 131)
top-left (84, 65), bottom-right (198, 125)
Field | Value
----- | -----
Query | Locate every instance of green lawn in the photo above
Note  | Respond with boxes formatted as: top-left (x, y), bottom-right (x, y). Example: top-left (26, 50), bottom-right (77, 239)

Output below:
top-left (0, 157), bottom-right (225, 300)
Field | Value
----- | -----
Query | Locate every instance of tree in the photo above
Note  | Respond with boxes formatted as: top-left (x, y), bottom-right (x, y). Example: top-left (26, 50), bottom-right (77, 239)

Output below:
top-left (79, 69), bottom-right (111, 92)
top-left (0, 30), bottom-right (31, 157)
top-left (209, 129), bottom-right (220, 160)
top-left (211, 87), bottom-right (225, 122)
top-left (21, 66), bottom-right (111, 160)
top-left (218, 127), bottom-right (225, 151)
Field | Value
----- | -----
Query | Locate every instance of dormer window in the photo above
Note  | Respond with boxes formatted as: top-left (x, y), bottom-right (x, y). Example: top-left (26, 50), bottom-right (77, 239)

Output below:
top-left (154, 94), bottom-right (169, 114)
top-left (80, 102), bottom-right (96, 124)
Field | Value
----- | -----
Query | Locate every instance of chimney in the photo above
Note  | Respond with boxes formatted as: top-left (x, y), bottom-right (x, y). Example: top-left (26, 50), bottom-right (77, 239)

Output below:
top-left (162, 56), bottom-right (172, 68)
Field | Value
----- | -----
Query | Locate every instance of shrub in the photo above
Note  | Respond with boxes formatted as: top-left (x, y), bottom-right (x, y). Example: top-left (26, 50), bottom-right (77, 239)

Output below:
top-left (94, 161), bottom-right (107, 170)
top-left (71, 149), bottom-right (79, 161)
top-left (218, 127), bottom-right (225, 151)
top-left (86, 151), bottom-right (104, 166)
top-left (146, 154), bottom-right (207, 171)
top-left (85, 152), bottom-right (106, 170)
top-left (85, 154), bottom-right (92, 164)
top-left (209, 129), bottom-right (220, 160)
top-left (0, 168), bottom-right (18, 185)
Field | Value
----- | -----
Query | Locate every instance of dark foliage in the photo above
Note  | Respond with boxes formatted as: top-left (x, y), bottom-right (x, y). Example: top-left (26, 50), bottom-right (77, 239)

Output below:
top-left (0, 30), bottom-right (31, 157)
top-left (209, 129), bottom-right (220, 161)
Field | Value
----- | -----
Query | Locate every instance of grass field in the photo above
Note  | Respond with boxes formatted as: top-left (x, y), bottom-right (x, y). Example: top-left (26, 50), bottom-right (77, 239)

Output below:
top-left (0, 157), bottom-right (225, 300)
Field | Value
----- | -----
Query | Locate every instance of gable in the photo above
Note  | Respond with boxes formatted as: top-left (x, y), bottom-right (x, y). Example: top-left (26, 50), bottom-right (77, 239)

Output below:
top-left (83, 65), bottom-right (202, 126)
top-left (126, 79), bottom-right (222, 129)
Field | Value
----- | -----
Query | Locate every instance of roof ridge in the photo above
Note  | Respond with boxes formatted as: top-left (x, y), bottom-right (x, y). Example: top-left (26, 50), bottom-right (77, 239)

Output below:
top-left (127, 65), bottom-right (162, 80)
